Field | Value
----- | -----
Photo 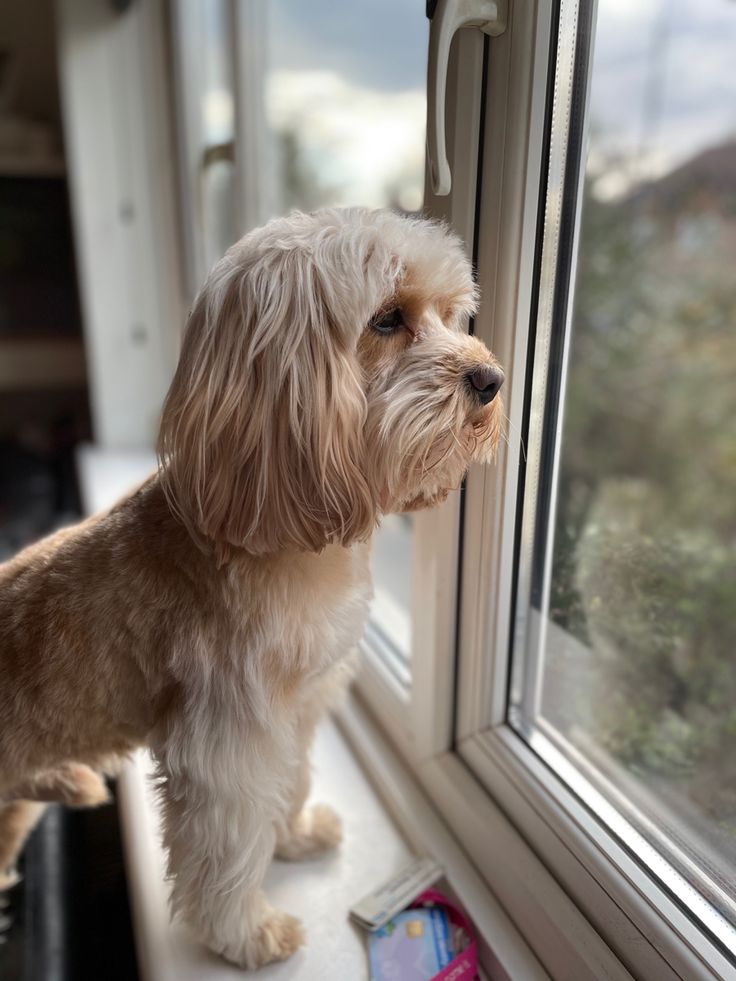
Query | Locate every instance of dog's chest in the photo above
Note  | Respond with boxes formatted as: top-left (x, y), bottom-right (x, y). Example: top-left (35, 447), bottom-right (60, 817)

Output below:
top-left (233, 542), bottom-right (373, 678)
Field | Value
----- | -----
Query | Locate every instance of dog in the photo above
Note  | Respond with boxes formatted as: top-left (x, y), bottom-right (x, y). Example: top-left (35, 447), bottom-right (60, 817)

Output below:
top-left (0, 207), bottom-right (503, 968)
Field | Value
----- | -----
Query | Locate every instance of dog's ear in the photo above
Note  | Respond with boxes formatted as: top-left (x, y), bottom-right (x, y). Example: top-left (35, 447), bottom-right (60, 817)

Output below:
top-left (158, 216), bottom-right (397, 561)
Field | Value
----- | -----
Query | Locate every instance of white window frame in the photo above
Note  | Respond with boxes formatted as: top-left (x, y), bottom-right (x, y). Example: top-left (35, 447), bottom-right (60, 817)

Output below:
top-left (357, 24), bottom-right (489, 766)
top-left (353, 1), bottom-right (736, 979)
top-left (57, 0), bottom-right (183, 448)
top-left (170, 0), bottom-right (270, 302)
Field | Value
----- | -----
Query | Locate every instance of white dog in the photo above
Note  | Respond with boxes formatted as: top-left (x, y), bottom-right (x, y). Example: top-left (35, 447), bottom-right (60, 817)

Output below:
top-left (0, 208), bottom-right (503, 968)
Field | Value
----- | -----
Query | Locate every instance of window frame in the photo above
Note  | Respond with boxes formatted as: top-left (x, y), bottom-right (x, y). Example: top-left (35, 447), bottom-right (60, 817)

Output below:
top-left (357, 25), bottom-right (488, 765)
top-left (354, 1), bottom-right (736, 978)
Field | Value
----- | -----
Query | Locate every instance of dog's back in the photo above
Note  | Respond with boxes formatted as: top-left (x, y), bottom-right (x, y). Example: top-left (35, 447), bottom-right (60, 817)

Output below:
top-left (0, 478), bottom-right (195, 793)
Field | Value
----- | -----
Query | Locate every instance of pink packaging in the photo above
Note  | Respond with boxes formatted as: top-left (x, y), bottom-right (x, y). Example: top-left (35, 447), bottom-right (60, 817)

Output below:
top-left (409, 888), bottom-right (478, 981)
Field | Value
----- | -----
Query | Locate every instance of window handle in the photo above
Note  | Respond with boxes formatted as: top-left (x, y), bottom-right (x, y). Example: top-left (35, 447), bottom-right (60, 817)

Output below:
top-left (426, 0), bottom-right (507, 196)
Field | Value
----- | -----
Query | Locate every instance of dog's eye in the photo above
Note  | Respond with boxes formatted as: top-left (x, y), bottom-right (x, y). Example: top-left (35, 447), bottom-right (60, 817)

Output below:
top-left (370, 308), bottom-right (404, 336)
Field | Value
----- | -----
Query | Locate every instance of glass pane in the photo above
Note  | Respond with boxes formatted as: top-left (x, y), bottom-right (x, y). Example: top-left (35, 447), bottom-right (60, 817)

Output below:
top-left (199, 0), bottom-right (237, 269)
top-left (513, 0), bottom-right (736, 935)
top-left (264, 1), bottom-right (428, 666)
top-left (264, 1), bottom-right (426, 216)
top-left (174, 0), bottom-right (237, 282)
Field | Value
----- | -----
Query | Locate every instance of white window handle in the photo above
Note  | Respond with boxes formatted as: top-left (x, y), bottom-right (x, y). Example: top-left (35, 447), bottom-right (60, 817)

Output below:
top-left (426, 0), bottom-right (507, 196)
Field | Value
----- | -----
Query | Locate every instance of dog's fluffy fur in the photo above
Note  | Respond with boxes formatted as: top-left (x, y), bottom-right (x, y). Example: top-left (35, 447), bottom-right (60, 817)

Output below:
top-left (0, 208), bottom-right (503, 967)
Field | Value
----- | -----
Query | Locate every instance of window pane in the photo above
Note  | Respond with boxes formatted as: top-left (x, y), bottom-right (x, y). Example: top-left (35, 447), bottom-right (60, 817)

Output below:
top-left (173, 0), bottom-right (237, 284)
top-left (366, 514), bottom-right (412, 682)
top-left (263, 1), bottom-right (427, 667)
top-left (199, 0), bottom-right (237, 270)
top-left (265, 1), bottom-right (426, 216)
top-left (512, 0), bottom-right (736, 936)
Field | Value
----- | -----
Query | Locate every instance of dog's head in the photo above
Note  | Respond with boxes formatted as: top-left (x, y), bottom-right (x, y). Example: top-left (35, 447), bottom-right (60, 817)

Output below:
top-left (159, 208), bottom-right (504, 560)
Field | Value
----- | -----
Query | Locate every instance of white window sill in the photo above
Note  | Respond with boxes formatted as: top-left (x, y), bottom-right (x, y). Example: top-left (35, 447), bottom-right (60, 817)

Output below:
top-left (77, 444), bottom-right (541, 980)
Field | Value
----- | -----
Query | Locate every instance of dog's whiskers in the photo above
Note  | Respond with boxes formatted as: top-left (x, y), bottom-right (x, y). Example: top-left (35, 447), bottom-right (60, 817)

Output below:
top-left (501, 412), bottom-right (527, 463)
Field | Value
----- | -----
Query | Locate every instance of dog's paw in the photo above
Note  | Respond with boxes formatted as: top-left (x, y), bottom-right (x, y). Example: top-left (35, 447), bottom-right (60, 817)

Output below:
top-left (0, 867), bottom-right (20, 892)
top-left (202, 902), bottom-right (304, 969)
top-left (275, 803), bottom-right (343, 860)
top-left (10, 764), bottom-right (110, 807)
top-left (303, 802), bottom-right (343, 851)
top-left (58, 765), bottom-right (110, 808)
top-left (250, 909), bottom-right (305, 967)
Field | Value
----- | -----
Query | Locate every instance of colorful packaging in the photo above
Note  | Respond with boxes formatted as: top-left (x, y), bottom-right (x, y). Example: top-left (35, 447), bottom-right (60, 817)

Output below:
top-left (368, 906), bottom-right (455, 981)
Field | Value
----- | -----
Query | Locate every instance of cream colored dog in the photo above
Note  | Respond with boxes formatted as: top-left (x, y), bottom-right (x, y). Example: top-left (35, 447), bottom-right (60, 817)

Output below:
top-left (0, 208), bottom-right (503, 968)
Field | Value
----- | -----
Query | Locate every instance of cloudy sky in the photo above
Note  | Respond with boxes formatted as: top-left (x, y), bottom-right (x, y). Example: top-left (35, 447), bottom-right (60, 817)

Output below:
top-left (587, 0), bottom-right (736, 194)
top-left (264, 0), bottom-right (427, 211)
top-left (268, 0), bottom-right (428, 94)
top-left (254, 0), bottom-right (736, 209)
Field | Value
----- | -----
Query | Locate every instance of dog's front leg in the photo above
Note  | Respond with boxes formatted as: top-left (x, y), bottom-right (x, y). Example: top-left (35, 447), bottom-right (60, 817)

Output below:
top-left (273, 659), bottom-right (358, 861)
top-left (154, 723), bottom-right (304, 969)
top-left (274, 709), bottom-right (343, 861)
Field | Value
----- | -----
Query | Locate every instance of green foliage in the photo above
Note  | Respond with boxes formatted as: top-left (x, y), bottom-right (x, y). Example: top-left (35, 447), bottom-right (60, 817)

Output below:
top-left (547, 149), bottom-right (736, 841)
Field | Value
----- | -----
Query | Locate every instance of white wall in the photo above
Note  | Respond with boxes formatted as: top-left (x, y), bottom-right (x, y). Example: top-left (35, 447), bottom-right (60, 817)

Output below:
top-left (56, 0), bottom-right (184, 448)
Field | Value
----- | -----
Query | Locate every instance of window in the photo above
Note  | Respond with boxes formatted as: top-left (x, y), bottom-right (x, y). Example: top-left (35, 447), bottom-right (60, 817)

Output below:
top-left (510, 0), bottom-right (736, 944)
top-left (262, 0), bottom-right (428, 673)
top-left (263, 1), bottom-right (426, 218)
top-left (171, 0), bottom-right (238, 292)
top-left (167, 3), bottom-right (736, 975)
top-left (172, 0), bottom-right (427, 677)
top-left (353, 0), bottom-right (736, 976)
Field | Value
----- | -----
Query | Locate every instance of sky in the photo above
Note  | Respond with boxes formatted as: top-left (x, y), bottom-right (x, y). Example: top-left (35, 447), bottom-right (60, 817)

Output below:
top-left (265, 0), bottom-right (736, 200)
top-left (587, 0), bottom-right (736, 195)
top-left (263, 0), bottom-right (428, 211)
top-left (196, 0), bottom-right (736, 211)
top-left (268, 0), bottom-right (428, 94)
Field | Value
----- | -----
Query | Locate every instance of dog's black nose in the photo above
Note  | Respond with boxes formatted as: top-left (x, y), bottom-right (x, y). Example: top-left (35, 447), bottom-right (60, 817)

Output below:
top-left (467, 364), bottom-right (504, 405)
